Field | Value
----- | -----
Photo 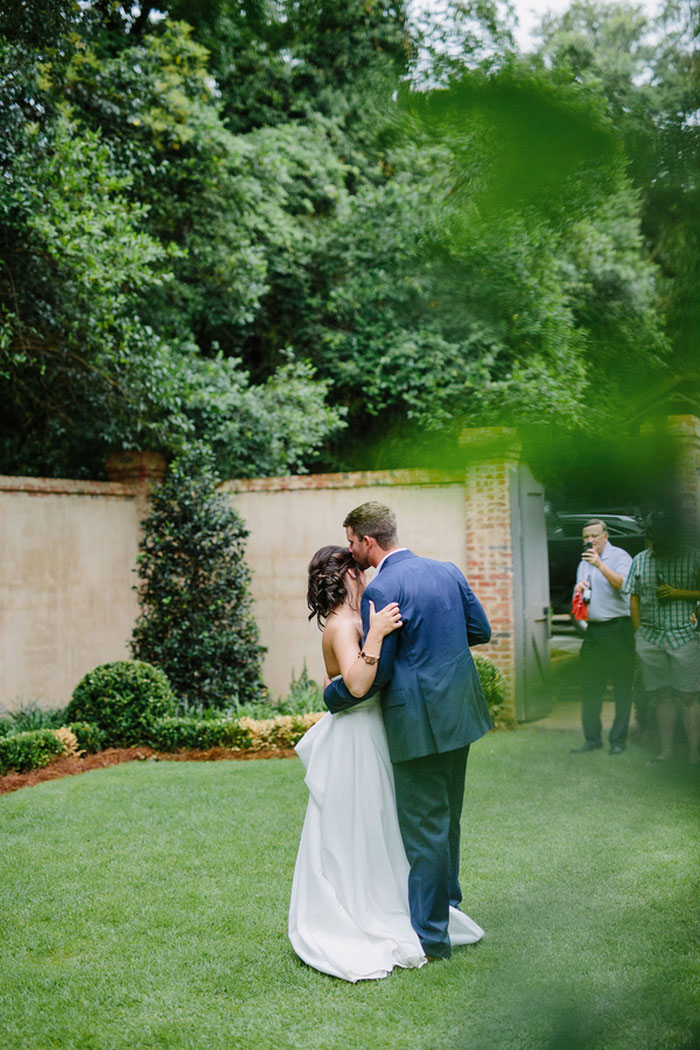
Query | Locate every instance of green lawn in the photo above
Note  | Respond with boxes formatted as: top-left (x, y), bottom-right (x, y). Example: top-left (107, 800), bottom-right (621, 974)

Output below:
top-left (1, 727), bottom-right (698, 1050)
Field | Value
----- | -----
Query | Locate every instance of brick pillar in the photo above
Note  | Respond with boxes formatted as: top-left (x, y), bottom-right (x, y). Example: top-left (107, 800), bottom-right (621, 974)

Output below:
top-left (461, 429), bottom-right (521, 722)
top-left (105, 451), bottom-right (167, 524)
top-left (666, 415), bottom-right (700, 541)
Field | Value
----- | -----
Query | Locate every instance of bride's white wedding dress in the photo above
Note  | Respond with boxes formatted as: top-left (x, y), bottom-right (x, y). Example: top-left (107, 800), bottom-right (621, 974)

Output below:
top-left (288, 695), bottom-right (484, 982)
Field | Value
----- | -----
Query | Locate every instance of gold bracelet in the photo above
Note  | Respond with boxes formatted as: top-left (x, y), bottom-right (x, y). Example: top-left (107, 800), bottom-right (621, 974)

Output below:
top-left (358, 650), bottom-right (379, 665)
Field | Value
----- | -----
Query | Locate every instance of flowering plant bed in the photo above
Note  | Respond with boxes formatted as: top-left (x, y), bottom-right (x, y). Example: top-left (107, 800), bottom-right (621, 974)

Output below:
top-left (0, 710), bottom-right (326, 794)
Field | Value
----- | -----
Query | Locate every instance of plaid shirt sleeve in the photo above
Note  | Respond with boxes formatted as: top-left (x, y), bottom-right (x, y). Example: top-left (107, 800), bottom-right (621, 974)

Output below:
top-left (622, 554), bottom-right (642, 596)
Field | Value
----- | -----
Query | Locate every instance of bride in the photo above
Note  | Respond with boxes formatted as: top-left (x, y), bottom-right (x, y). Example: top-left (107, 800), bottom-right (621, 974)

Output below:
top-left (288, 545), bottom-right (483, 982)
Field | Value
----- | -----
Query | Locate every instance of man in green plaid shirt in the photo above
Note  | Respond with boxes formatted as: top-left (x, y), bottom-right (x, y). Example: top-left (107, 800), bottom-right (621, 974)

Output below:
top-left (624, 511), bottom-right (700, 764)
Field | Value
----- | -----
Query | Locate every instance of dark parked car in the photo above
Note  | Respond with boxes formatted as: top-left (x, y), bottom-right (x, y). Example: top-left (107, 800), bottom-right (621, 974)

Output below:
top-left (547, 509), bottom-right (647, 625)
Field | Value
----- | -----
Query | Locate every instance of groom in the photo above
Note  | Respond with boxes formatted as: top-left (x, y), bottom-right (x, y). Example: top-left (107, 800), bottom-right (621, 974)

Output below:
top-left (323, 501), bottom-right (493, 960)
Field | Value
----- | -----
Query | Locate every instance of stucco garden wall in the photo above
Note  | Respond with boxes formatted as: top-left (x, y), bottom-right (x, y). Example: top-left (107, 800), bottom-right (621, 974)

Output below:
top-left (0, 476), bottom-right (140, 710)
top-left (221, 470), bottom-right (471, 698)
top-left (1, 462), bottom-right (513, 713)
top-left (2, 416), bottom-right (697, 717)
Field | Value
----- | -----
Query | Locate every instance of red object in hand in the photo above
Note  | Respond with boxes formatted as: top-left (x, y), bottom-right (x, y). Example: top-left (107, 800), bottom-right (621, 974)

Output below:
top-left (572, 592), bottom-right (589, 622)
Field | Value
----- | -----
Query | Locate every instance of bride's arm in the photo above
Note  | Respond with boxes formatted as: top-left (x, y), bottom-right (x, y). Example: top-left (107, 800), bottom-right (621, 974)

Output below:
top-left (327, 601), bottom-right (402, 698)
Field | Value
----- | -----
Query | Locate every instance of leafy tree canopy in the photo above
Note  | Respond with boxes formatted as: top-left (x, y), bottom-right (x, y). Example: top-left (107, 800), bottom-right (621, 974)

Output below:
top-left (0, 0), bottom-right (694, 481)
top-left (0, 11), bottom-right (345, 477)
top-left (531, 0), bottom-right (700, 406)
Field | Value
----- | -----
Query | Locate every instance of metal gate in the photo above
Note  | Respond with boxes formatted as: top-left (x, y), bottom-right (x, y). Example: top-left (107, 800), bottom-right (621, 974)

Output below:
top-left (510, 464), bottom-right (552, 721)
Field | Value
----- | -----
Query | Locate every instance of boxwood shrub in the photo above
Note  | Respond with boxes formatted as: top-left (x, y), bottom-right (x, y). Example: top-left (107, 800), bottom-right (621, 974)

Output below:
top-left (68, 722), bottom-right (105, 755)
top-left (473, 654), bottom-right (510, 725)
top-left (66, 661), bottom-right (178, 747)
top-left (0, 729), bottom-right (65, 775)
top-left (149, 717), bottom-right (251, 753)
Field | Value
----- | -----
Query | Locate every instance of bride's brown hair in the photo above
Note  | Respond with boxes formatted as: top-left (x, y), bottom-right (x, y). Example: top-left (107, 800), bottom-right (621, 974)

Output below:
top-left (307, 545), bottom-right (359, 628)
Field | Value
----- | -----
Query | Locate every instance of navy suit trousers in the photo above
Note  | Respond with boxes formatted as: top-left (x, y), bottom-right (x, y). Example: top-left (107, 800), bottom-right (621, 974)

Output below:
top-left (392, 745), bottom-right (470, 959)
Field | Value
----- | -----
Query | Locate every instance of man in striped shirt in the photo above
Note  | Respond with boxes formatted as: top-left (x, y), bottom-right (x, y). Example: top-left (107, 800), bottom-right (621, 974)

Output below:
top-left (624, 511), bottom-right (700, 764)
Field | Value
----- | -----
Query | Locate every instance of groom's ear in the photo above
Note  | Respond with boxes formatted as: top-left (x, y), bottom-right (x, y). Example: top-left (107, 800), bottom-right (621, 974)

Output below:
top-left (364, 535), bottom-right (379, 559)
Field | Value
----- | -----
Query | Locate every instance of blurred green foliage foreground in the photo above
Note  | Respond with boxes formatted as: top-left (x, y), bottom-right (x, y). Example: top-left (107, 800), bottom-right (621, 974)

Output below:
top-left (1, 0), bottom-right (698, 484)
top-left (0, 727), bottom-right (697, 1050)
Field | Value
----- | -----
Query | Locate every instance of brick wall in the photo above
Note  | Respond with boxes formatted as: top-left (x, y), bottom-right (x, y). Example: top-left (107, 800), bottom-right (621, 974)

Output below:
top-left (464, 458), bottom-right (516, 704)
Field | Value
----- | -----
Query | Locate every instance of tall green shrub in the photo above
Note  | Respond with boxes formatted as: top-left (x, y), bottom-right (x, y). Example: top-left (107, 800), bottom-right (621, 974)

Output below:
top-left (130, 445), bottom-right (266, 710)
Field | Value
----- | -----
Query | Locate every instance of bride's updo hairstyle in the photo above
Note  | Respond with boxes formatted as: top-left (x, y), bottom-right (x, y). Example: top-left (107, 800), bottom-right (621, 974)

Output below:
top-left (307, 545), bottom-right (359, 628)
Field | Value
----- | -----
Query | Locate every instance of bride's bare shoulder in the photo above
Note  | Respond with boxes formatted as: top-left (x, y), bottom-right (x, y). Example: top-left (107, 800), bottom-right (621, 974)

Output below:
top-left (322, 611), bottom-right (359, 664)
top-left (323, 610), bottom-right (351, 645)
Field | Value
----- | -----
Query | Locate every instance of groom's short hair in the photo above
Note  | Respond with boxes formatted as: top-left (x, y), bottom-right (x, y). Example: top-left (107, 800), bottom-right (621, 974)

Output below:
top-left (344, 502), bottom-right (398, 549)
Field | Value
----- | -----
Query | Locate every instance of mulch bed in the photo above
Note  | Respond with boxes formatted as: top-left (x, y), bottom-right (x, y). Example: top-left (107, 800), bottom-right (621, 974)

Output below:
top-left (0, 746), bottom-right (298, 796)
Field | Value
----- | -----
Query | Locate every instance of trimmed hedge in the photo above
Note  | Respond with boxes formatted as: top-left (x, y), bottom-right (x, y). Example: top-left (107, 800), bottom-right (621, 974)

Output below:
top-left (149, 712), bottom-right (323, 753)
top-left (0, 712), bottom-right (327, 776)
top-left (149, 717), bottom-right (251, 753)
top-left (0, 729), bottom-right (65, 775)
top-left (0, 713), bottom-right (325, 775)
top-left (69, 722), bottom-right (105, 755)
top-left (65, 661), bottom-right (178, 747)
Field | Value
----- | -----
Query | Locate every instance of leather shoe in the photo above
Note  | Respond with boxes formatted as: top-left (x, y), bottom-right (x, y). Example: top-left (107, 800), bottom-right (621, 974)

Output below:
top-left (570, 742), bottom-right (603, 753)
top-left (609, 745), bottom-right (625, 755)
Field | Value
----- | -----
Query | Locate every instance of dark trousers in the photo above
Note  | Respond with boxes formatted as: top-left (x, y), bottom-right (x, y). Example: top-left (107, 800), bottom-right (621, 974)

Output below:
top-left (392, 745), bottom-right (469, 959)
top-left (579, 618), bottom-right (635, 748)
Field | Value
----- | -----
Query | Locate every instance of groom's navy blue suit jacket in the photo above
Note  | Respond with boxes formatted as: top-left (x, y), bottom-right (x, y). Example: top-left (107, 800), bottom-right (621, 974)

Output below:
top-left (323, 550), bottom-right (493, 763)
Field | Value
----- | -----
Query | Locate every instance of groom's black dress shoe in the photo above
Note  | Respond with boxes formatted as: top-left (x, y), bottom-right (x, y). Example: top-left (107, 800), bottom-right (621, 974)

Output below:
top-left (609, 745), bottom-right (625, 755)
top-left (570, 742), bottom-right (603, 753)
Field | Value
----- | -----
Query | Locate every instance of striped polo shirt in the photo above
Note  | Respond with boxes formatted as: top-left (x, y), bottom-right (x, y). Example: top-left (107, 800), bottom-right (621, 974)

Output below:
top-left (623, 547), bottom-right (700, 649)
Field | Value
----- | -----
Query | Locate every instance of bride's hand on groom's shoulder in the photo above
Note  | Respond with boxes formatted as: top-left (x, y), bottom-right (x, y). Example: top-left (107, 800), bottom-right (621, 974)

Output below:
top-left (369, 599), bottom-right (403, 639)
